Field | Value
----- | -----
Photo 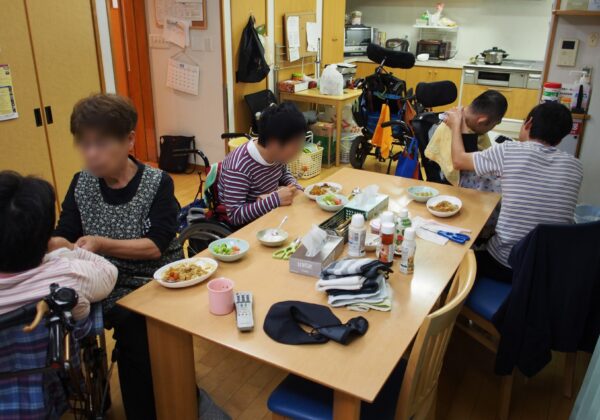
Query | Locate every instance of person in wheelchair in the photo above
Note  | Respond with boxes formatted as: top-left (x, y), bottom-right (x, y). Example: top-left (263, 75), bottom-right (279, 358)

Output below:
top-left (218, 102), bottom-right (306, 227)
top-left (425, 90), bottom-right (508, 189)
top-left (0, 171), bottom-right (117, 419)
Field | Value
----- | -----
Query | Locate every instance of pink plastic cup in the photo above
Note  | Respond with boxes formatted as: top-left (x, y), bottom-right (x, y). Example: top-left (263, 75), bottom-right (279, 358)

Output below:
top-left (207, 277), bottom-right (235, 315)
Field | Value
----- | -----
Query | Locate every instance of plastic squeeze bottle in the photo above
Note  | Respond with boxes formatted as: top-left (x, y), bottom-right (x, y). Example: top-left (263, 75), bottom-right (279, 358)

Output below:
top-left (379, 222), bottom-right (396, 264)
top-left (348, 214), bottom-right (367, 257)
top-left (399, 227), bottom-right (416, 274)
top-left (395, 208), bottom-right (412, 254)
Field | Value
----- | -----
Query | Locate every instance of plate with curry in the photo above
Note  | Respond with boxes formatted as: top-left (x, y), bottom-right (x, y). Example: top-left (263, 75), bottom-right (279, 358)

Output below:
top-left (153, 257), bottom-right (218, 289)
top-left (304, 182), bottom-right (343, 201)
top-left (426, 195), bottom-right (462, 218)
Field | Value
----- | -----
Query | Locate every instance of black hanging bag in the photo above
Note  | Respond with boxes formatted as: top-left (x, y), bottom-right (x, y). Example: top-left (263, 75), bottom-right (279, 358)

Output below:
top-left (236, 16), bottom-right (270, 83)
top-left (158, 135), bottom-right (196, 174)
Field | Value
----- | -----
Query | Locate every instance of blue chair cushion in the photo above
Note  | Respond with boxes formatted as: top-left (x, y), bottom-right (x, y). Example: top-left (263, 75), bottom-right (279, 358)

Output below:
top-left (466, 277), bottom-right (512, 321)
top-left (267, 359), bottom-right (407, 420)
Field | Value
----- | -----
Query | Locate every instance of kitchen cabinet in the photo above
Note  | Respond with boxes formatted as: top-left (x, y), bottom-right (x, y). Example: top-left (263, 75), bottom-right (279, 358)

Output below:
top-left (0, 0), bottom-right (101, 201)
top-left (405, 66), bottom-right (462, 110)
top-left (321, 0), bottom-right (345, 68)
top-left (354, 62), bottom-right (407, 81)
top-left (461, 85), bottom-right (540, 120)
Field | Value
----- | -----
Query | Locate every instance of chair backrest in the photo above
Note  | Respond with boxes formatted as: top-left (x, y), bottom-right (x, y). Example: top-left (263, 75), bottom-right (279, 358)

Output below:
top-left (244, 89), bottom-right (278, 133)
top-left (395, 250), bottom-right (477, 420)
top-left (415, 81), bottom-right (457, 109)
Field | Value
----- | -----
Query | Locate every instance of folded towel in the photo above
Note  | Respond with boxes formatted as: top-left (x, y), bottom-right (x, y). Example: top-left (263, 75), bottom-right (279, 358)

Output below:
top-left (347, 283), bottom-right (393, 312)
top-left (326, 277), bottom-right (380, 296)
top-left (316, 275), bottom-right (365, 292)
top-left (328, 276), bottom-right (386, 307)
top-left (321, 258), bottom-right (392, 280)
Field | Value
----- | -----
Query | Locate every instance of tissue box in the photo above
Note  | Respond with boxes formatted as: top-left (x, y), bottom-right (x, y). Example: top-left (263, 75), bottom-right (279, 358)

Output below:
top-left (278, 80), bottom-right (309, 93)
top-left (289, 235), bottom-right (344, 278)
top-left (345, 193), bottom-right (390, 220)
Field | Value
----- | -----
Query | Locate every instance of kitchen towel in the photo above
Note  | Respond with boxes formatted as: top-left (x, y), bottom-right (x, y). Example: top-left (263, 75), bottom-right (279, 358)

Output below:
top-left (411, 216), bottom-right (471, 245)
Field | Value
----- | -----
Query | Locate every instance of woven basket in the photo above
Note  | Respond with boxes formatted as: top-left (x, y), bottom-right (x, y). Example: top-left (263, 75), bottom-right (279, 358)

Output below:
top-left (287, 147), bottom-right (323, 179)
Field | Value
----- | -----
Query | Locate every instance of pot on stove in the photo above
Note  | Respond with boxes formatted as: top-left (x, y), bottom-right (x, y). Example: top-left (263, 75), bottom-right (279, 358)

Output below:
top-left (480, 47), bottom-right (509, 65)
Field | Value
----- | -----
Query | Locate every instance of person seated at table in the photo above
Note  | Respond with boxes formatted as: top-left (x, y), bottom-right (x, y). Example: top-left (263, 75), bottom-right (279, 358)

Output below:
top-left (447, 101), bottom-right (583, 283)
top-left (425, 90), bottom-right (508, 188)
top-left (218, 102), bottom-right (306, 227)
top-left (51, 93), bottom-right (183, 420)
top-left (0, 171), bottom-right (117, 320)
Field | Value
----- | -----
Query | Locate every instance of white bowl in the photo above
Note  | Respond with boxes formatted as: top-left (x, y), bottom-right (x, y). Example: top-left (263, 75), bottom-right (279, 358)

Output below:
top-left (153, 257), bottom-right (218, 289)
top-left (316, 193), bottom-right (348, 212)
top-left (365, 233), bottom-right (381, 252)
top-left (417, 53), bottom-right (430, 61)
top-left (257, 228), bottom-right (289, 247)
top-left (304, 182), bottom-right (343, 200)
top-left (426, 195), bottom-right (463, 218)
top-left (407, 186), bottom-right (439, 203)
top-left (208, 238), bottom-right (249, 262)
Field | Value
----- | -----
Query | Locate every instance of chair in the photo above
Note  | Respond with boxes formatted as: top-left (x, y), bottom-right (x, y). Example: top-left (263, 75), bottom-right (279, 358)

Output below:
top-left (267, 250), bottom-right (477, 420)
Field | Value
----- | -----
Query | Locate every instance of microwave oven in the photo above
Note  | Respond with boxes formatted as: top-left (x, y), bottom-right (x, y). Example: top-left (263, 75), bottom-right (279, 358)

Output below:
top-left (344, 26), bottom-right (377, 56)
top-left (416, 40), bottom-right (452, 60)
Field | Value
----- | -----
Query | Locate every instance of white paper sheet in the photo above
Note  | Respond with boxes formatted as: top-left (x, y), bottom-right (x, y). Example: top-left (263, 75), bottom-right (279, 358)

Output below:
top-left (286, 16), bottom-right (300, 48)
top-left (288, 47), bottom-right (300, 62)
top-left (306, 21), bottom-right (319, 52)
top-left (156, 0), bottom-right (203, 26)
top-left (166, 57), bottom-right (200, 95)
top-left (163, 17), bottom-right (190, 48)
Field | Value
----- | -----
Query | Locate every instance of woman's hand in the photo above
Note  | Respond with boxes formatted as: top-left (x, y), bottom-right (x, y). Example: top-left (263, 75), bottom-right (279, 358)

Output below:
top-left (76, 236), bottom-right (105, 254)
top-left (48, 237), bottom-right (75, 252)
top-left (444, 107), bottom-right (464, 131)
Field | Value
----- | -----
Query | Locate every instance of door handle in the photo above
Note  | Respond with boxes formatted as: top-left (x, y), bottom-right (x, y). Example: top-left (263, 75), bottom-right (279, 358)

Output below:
top-left (44, 106), bottom-right (53, 124)
top-left (33, 108), bottom-right (43, 127)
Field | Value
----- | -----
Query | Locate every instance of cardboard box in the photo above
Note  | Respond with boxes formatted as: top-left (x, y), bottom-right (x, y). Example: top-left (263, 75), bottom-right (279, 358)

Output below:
top-left (278, 80), bottom-right (309, 93)
top-left (310, 122), bottom-right (336, 166)
top-left (289, 235), bottom-right (344, 278)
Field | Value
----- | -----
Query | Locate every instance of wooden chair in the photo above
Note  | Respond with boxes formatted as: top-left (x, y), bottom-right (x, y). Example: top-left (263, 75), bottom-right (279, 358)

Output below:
top-left (267, 250), bottom-right (477, 420)
top-left (457, 277), bottom-right (577, 420)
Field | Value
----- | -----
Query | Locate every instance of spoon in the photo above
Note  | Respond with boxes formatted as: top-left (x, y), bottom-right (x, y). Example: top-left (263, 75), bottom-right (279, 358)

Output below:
top-left (348, 187), bottom-right (361, 201)
top-left (272, 216), bottom-right (288, 235)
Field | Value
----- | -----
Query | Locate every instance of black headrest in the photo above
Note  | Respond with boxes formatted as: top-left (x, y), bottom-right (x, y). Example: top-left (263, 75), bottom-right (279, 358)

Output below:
top-left (367, 43), bottom-right (415, 69)
top-left (415, 81), bottom-right (458, 108)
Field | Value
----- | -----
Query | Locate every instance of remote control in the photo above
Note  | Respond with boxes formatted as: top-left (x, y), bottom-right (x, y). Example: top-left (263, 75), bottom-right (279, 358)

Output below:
top-left (234, 292), bottom-right (254, 332)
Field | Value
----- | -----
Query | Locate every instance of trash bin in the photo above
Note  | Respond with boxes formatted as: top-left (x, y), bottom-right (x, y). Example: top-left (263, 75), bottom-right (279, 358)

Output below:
top-left (574, 204), bottom-right (600, 224)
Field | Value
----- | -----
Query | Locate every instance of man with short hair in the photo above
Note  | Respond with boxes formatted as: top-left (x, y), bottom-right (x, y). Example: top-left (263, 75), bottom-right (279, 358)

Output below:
top-left (447, 101), bottom-right (583, 282)
top-left (218, 102), bottom-right (306, 226)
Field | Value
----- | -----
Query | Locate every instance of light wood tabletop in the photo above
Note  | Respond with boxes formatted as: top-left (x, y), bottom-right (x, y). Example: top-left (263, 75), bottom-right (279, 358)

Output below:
top-left (279, 88), bottom-right (363, 166)
top-left (119, 168), bottom-right (500, 420)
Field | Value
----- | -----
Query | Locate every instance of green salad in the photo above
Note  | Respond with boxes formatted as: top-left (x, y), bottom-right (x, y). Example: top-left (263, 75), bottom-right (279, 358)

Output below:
top-left (322, 194), bottom-right (343, 206)
top-left (212, 243), bottom-right (240, 255)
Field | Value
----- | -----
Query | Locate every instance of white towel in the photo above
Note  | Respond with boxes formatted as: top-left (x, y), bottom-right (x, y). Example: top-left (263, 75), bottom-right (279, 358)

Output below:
top-left (315, 275), bottom-right (365, 292)
top-left (411, 216), bottom-right (471, 246)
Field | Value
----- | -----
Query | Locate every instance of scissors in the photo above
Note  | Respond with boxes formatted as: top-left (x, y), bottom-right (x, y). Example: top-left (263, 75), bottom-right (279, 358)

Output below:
top-left (421, 226), bottom-right (470, 244)
top-left (273, 238), bottom-right (301, 260)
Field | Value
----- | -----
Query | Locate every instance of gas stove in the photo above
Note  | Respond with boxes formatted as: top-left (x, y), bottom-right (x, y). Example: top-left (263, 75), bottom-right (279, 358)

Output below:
top-left (464, 58), bottom-right (544, 72)
top-left (463, 59), bottom-right (544, 90)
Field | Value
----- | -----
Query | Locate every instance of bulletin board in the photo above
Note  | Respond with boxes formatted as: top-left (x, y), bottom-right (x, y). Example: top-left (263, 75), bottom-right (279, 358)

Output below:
top-left (283, 11), bottom-right (317, 62)
top-left (154, 0), bottom-right (207, 29)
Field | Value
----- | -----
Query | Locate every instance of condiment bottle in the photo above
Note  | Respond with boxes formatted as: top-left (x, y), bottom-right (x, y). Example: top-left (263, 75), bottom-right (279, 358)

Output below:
top-left (380, 210), bottom-right (396, 242)
top-left (395, 208), bottom-right (412, 254)
top-left (348, 214), bottom-right (366, 257)
top-left (378, 222), bottom-right (395, 264)
top-left (399, 228), bottom-right (416, 274)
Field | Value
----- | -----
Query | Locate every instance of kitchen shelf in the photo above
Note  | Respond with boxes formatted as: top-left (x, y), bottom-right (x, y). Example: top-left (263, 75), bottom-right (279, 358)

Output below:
top-left (413, 25), bottom-right (459, 31)
top-left (553, 10), bottom-right (600, 16)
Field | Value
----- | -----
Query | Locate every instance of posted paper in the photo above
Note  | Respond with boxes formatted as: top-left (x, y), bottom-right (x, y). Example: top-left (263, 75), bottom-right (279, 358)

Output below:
top-left (0, 64), bottom-right (18, 121)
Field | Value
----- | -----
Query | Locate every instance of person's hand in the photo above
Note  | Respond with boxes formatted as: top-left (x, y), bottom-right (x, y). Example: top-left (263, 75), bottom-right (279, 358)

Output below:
top-left (47, 237), bottom-right (75, 252)
top-left (444, 107), bottom-right (463, 131)
top-left (277, 185), bottom-right (297, 206)
top-left (75, 236), bottom-right (105, 254)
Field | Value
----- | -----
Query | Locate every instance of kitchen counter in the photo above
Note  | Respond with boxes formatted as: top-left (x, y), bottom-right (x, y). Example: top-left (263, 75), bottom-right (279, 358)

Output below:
top-left (345, 55), bottom-right (467, 69)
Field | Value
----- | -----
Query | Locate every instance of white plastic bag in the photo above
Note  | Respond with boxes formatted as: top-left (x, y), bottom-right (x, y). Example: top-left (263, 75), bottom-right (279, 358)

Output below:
top-left (319, 64), bottom-right (344, 96)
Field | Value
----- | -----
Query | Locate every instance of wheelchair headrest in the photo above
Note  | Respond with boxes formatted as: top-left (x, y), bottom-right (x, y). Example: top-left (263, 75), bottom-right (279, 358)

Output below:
top-left (367, 43), bottom-right (415, 69)
top-left (415, 81), bottom-right (458, 108)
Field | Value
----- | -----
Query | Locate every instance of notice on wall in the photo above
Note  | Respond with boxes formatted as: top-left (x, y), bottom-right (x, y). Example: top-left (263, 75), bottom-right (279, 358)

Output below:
top-left (166, 57), bottom-right (200, 95)
top-left (306, 22), bottom-right (320, 53)
top-left (0, 64), bottom-right (18, 121)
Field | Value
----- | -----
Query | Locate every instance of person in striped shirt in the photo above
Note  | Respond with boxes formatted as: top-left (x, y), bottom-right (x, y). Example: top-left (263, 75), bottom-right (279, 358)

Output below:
top-left (447, 102), bottom-right (583, 282)
top-left (218, 102), bottom-right (306, 226)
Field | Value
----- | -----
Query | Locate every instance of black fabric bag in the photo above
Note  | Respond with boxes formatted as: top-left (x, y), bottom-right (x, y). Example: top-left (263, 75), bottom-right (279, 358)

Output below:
top-left (158, 135), bottom-right (196, 174)
top-left (236, 17), bottom-right (270, 83)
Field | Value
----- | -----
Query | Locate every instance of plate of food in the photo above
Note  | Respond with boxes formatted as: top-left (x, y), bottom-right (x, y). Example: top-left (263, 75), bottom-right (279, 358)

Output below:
top-left (426, 195), bottom-right (463, 218)
top-left (154, 258), bottom-right (218, 289)
top-left (208, 238), bottom-right (249, 262)
top-left (304, 182), bottom-right (343, 200)
top-left (407, 186), bottom-right (439, 203)
top-left (316, 193), bottom-right (348, 212)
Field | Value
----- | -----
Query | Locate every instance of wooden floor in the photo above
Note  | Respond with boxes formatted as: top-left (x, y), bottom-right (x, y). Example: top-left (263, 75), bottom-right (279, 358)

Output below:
top-left (96, 157), bottom-right (588, 420)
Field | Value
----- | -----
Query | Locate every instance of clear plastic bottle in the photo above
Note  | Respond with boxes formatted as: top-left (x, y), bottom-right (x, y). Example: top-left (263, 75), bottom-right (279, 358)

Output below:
top-left (348, 214), bottom-right (366, 257)
top-left (399, 228), bottom-right (416, 274)
top-left (395, 208), bottom-right (412, 255)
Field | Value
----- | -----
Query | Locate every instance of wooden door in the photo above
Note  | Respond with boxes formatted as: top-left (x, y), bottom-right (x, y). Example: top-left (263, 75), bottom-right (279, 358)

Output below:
top-left (321, 0), bottom-right (345, 69)
top-left (0, 0), bottom-right (55, 184)
top-left (25, 0), bottom-right (102, 200)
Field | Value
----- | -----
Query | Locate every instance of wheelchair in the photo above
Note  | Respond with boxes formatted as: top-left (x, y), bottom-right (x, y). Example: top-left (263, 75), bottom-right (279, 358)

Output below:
top-left (0, 284), bottom-right (113, 420)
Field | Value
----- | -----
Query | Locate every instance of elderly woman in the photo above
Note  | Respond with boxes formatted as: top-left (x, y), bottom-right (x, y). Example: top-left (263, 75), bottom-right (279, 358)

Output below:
top-left (52, 93), bottom-right (182, 420)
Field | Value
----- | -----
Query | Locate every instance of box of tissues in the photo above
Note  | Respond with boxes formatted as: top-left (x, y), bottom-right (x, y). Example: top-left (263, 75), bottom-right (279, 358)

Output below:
top-left (345, 185), bottom-right (389, 220)
top-left (289, 227), bottom-right (344, 277)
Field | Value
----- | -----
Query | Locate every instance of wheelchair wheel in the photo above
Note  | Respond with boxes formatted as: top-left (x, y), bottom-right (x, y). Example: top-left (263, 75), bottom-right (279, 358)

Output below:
top-left (349, 135), bottom-right (371, 169)
top-left (179, 221), bottom-right (233, 258)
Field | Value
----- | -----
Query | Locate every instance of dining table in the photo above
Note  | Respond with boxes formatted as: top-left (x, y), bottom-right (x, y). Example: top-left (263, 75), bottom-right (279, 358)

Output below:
top-left (118, 168), bottom-right (500, 420)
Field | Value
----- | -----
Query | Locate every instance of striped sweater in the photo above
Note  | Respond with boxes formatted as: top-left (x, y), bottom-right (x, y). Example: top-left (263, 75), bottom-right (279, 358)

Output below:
top-left (218, 141), bottom-right (301, 226)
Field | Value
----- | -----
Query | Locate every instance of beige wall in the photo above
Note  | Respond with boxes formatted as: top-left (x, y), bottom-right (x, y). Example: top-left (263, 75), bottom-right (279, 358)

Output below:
top-left (145, 0), bottom-right (227, 164)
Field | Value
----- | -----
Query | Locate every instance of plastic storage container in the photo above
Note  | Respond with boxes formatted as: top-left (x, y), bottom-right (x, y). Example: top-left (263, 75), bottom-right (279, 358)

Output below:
top-left (340, 133), bottom-right (359, 164)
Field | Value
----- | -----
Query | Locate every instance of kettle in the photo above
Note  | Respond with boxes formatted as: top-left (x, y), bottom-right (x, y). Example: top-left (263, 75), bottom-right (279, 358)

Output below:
top-left (386, 38), bottom-right (409, 52)
top-left (480, 47), bottom-right (509, 65)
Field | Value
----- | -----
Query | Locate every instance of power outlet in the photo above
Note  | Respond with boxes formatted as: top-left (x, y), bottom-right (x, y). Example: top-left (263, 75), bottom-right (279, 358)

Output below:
top-left (149, 34), bottom-right (170, 49)
top-left (190, 36), bottom-right (213, 52)
top-left (588, 32), bottom-right (599, 48)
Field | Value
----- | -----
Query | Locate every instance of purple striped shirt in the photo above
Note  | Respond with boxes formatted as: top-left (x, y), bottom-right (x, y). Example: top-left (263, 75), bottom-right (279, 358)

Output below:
top-left (218, 141), bottom-right (301, 226)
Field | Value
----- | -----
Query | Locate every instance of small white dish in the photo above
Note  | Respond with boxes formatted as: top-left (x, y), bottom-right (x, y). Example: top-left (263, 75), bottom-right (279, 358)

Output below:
top-left (257, 228), bottom-right (289, 247)
top-left (365, 233), bottom-right (381, 252)
top-left (316, 193), bottom-right (348, 212)
top-left (407, 186), bottom-right (439, 203)
top-left (417, 53), bottom-right (430, 61)
top-left (153, 257), bottom-right (218, 289)
top-left (426, 195), bottom-right (463, 218)
top-left (304, 182), bottom-right (343, 200)
top-left (208, 238), bottom-right (249, 262)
